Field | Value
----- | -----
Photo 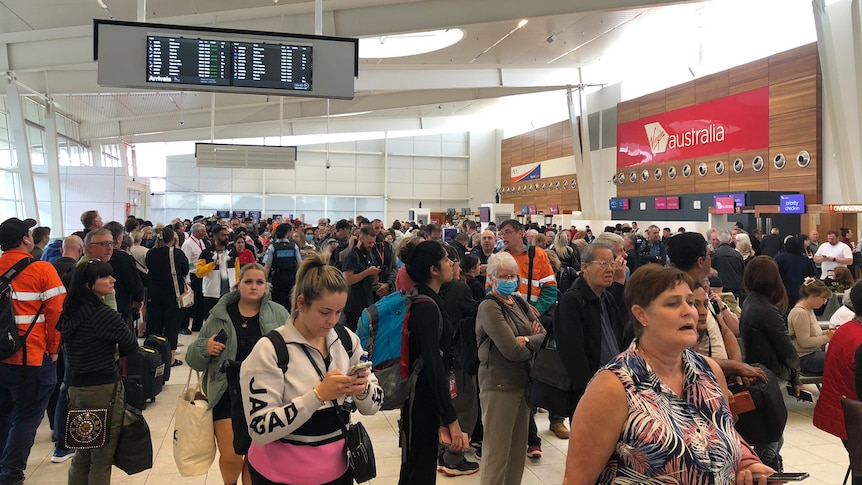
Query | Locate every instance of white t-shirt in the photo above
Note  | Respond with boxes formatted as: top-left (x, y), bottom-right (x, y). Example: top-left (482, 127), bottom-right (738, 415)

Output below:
top-left (814, 241), bottom-right (852, 279)
top-left (697, 311), bottom-right (728, 360)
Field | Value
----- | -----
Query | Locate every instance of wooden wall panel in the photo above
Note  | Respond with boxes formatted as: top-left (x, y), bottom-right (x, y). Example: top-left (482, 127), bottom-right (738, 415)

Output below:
top-left (695, 71), bottom-right (729, 104)
top-left (639, 162), bottom-right (667, 196)
top-left (666, 81), bottom-right (695, 111)
top-left (768, 144), bottom-right (820, 202)
top-left (729, 58), bottom-right (769, 95)
top-left (770, 75), bottom-right (818, 116)
top-left (617, 100), bottom-right (640, 123)
top-left (769, 43), bottom-right (818, 86)
top-left (727, 149), bottom-right (770, 192)
top-left (639, 92), bottom-right (666, 118)
top-left (664, 160), bottom-right (697, 194)
top-left (694, 155), bottom-right (730, 193)
top-left (769, 108), bottom-right (818, 147)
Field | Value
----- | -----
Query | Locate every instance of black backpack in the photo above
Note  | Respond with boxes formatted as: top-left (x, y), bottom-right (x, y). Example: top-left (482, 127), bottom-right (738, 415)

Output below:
top-left (270, 240), bottom-right (299, 275)
top-left (729, 365), bottom-right (787, 444)
top-left (0, 258), bottom-right (42, 360)
top-left (556, 266), bottom-right (579, 294)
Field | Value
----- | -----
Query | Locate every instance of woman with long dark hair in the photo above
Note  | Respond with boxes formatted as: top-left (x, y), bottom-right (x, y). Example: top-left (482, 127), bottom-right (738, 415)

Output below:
top-left (399, 241), bottom-right (468, 484)
top-left (740, 255), bottom-right (802, 469)
top-left (57, 259), bottom-right (138, 484)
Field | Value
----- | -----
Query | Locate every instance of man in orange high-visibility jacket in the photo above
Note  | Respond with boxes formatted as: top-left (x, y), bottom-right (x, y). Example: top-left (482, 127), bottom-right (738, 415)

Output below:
top-left (0, 217), bottom-right (66, 485)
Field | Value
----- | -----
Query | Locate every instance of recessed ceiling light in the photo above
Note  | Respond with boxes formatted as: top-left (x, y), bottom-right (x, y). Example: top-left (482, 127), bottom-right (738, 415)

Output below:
top-left (359, 29), bottom-right (464, 59)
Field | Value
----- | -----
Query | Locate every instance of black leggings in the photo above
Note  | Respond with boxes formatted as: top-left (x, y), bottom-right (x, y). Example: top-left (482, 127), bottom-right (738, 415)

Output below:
top-left (248, 461), bottom-right (352, 485)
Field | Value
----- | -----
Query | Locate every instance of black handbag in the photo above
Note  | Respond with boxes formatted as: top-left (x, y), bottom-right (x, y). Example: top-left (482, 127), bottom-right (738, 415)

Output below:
top-left (65, 379), bottom-right (120, 450)
top-left (525, 335), bottom-right (574, 417)
top-left (113, 404), bottom-right (153, 474)
top-left (338, 416), bottom-right (377, 483)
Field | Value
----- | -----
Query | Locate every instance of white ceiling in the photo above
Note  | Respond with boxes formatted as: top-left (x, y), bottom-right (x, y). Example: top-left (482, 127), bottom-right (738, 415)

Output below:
top-left (0, 0), bottom-right (815, 145)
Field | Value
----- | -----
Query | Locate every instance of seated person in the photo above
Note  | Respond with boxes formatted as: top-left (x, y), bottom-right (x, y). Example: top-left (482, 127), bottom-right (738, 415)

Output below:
top-left (709, 275), bottom-right (742, 318)
top-left (787, 277), bottom-right (835, 374)
top-left (830, 292), bottom-right (856, 328)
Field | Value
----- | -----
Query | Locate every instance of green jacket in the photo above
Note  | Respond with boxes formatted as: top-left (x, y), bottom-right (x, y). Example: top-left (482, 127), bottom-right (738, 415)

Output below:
top-left (186, 289), bottom-right (288, 408)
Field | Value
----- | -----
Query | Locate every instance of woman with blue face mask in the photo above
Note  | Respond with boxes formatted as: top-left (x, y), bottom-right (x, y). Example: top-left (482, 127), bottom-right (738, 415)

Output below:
top-left (474, 251), bottom-right (545, 485)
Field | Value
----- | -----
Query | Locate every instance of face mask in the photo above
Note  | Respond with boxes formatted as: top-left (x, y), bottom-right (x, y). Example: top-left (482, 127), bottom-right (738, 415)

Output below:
top-left (306, 234), bottom-right (314, 242)
top-left (496, 279), bottom-right (518, 296)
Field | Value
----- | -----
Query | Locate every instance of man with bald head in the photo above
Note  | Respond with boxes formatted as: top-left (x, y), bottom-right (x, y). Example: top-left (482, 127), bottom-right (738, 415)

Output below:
top-left (475, 229), bottom-right (498, 286)
top-left (50, 235), bottom-right (84, 286)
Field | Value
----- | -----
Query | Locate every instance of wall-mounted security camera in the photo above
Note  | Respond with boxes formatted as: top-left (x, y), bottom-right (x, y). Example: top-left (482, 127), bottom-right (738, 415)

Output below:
top-left (179, 120), bottom-right (184, 126)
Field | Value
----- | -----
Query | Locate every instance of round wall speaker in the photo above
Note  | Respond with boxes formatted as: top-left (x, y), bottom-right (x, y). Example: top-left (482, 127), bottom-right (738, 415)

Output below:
top-left (563, 180), bottom-right (568, 189)
top-left (654, 168), bottom-right (662, 181)
top-left (617, 173), bottom-right (625, 184)
top-left (715, 161), bottom-right (725, 176)
top-left (682, 164), bottom-right (692, 178)
top-left (698, 162), bottom-right (708, 176)
top-left (668, 166), bottom-right (677, 179)
top-left (641, 170), bottom-right (649, 182)
top-left (752, 156), bottom-right (764, 172)
top-left (797, 150), bottom-right (810, 167)
top-left (773, 153), bottom-right (786, 170)
top-left (556, 181), bottom-right (561, 189)
top-left (733, 158), bottom-right (744, 173)
top-left (571, 178), bottom-right (577, 188)
top-left (629, 171), bottom-right (637, 183)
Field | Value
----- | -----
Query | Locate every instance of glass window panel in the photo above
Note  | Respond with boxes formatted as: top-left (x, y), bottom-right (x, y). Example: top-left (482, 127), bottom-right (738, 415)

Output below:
top-left (165, 193), bottom-right (197, 209)
top-left (232, 195), bottom-right (263, 210)
top-left (0, 170), bottom-right (17, 197)
top-left (198, 193), bottom-right (231, 210)
top-left (355, 198), bottom-right (384, 213)
top-left (0, 200), bottom-right (20, 219)
top-left (150, 178), bottom-right (166, 193)
top-left (326, 197), bottom-right (355, 212)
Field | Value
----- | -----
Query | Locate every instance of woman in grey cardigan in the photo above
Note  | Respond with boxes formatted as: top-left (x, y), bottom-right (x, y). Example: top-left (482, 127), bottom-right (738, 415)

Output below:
top-left (475, 252), bottom-right (545, 485)
top-left (187, 263), bottom-right (289, 485)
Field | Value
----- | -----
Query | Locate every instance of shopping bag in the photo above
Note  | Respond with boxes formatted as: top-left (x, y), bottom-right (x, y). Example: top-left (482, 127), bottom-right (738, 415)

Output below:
top-left (173, 369), bottom-right (215, 477)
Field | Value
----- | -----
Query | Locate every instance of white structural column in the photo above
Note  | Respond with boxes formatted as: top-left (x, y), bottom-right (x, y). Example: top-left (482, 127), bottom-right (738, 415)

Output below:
top-left (812, 0), bottom-right (862, 203)
top-left (4, 81), bottom-right (39, 218)
top-left (43, 100), bottom-right (65, 233)
top-left (568, 77), bottom-right (597, 218)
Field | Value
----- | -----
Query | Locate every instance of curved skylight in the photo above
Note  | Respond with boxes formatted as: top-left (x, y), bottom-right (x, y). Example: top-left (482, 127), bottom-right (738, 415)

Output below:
top-left (359, 29), bottom-right (464, 59)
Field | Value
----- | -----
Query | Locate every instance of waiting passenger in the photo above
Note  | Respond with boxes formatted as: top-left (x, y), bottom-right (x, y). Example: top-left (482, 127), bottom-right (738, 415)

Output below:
top-left (475, 252), bottom-right (544, 485)
top-left (240, 252), bottom-right (381, 485)
top-left (562, 265), bottom-right (774, 483)
top-left (187, 263), bottom-right (288, 485)
top-left (787, 277), bottom-right (835, 374)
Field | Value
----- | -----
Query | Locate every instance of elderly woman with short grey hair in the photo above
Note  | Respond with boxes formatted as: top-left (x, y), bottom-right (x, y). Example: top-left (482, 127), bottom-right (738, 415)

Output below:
top-left (475, 252), bottom-right (545, 485)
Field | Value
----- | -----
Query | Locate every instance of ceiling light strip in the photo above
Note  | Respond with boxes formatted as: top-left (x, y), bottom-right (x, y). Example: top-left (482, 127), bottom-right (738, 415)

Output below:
top-left (469, 19), bottom-right (528, 64)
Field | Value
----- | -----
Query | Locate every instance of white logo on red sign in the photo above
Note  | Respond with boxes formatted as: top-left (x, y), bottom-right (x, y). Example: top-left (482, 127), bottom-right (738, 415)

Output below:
top-left (644, 121), bottom-right (726, 155)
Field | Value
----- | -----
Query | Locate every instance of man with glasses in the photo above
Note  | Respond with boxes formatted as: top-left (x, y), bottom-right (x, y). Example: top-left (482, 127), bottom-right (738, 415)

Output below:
top-left (79, 229), bottom-right (118, 311)
top-left (554, 242), bottom-right (627, 430)
top-left (496, 219), bottom-right (564, 451)
top-left (0, 217), bottom-right (66, 485)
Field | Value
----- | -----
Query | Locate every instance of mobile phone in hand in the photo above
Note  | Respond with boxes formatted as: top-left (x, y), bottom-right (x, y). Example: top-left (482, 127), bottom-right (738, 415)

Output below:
top-left (786, 386), bottom-right (814, 402)
top-left (214, 329), bottom-right (228, 344)
top-left (765, 471), bottom-right (809, 481)
top-left (347, 361), bottom-right (372, 376)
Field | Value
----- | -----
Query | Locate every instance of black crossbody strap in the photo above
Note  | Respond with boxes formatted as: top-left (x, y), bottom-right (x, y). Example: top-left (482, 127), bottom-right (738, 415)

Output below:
top-left (526, 245), bottom-right (535, 302)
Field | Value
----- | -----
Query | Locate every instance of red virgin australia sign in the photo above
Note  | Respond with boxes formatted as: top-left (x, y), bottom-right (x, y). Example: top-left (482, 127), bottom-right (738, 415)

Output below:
top-left (617, 86), bottom-right (769, 168)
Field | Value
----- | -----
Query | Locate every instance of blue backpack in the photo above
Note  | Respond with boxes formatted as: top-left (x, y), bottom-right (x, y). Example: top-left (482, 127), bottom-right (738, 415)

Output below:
top-left (40, 239), bottom-right (63, 263)
top-left (357, 288), bottom-right (438, 410)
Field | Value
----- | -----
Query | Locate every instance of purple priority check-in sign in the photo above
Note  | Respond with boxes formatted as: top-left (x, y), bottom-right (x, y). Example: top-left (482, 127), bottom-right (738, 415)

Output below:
top-left (779, 194), bottom-right (805, 214)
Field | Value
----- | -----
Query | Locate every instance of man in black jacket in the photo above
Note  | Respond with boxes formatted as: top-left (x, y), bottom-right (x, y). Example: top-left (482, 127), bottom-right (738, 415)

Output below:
top-left (712, 230), bottom-right (745, 300)
top-left (104, 221), bottom-right (144, 322)
top-left (554, 243), bottom-right (626, 414)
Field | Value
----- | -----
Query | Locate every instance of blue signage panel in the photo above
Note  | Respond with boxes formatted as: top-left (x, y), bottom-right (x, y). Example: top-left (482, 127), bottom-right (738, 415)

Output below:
top-left (779, 194), bottom-right (805, 214)
top-left (216, 210), bottom-right (230, 219)
top-left (521, 205), bottom-right (529, 215)
top-left (609, 198), bottom-right (629, 211)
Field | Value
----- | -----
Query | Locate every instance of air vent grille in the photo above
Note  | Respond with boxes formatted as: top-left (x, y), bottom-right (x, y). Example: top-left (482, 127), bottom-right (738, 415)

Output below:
top-left (195, 143), bottom-right (297, 170)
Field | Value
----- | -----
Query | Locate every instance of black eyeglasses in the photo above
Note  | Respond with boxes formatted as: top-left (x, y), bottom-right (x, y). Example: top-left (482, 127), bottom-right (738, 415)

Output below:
top-left (88, 241), bottom-right (113, 247)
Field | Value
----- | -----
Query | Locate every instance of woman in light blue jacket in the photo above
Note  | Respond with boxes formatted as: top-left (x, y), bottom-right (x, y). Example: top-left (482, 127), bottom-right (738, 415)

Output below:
top-left (187, 262), bottom-right (288, 485)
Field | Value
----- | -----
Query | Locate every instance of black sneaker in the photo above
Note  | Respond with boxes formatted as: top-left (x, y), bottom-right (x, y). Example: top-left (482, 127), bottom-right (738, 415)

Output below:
top-left (470, 441), bottom-right (482, 459)
top-left (439, 458), bottom-right (479, 477)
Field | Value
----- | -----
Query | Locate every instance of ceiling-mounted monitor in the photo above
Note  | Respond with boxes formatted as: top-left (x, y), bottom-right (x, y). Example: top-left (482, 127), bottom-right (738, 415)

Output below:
top-left (96, 20), bottom-right (357, 99)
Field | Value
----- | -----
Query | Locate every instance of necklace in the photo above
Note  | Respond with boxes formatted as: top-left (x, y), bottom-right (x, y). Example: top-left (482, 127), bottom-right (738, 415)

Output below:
top-left (240, 315), bottom-right (251, 328)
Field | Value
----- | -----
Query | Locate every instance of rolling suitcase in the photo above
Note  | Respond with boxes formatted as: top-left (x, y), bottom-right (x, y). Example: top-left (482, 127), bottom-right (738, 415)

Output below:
top-left (144, 335), bottom-right (172, 382)
top-left (123, 376), bottom-right (147, 410)
top-left (126, 346), bottom-right (165, 402)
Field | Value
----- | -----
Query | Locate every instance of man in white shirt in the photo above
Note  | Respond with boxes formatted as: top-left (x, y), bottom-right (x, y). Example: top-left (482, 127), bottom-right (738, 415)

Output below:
top-left (181, 222), bottom-right (207, 332)
top-left (813, 230), bottom-right (853, 279)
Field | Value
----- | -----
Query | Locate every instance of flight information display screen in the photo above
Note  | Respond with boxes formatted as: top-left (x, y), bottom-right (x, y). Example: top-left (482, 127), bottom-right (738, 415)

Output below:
top-left (146, 35), bottom-right (312, 91)
top-left (147, 36), bottom-right (230, 86)
top-left (233, 42), bottom-right (312, 91)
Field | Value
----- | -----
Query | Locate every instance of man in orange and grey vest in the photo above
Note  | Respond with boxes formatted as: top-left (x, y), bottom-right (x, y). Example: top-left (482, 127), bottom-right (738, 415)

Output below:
top-left (0, 217), bottom-right (66, 485)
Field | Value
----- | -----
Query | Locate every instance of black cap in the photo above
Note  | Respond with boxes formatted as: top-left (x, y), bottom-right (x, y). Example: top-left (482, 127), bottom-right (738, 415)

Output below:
top-left (707, 275), bottom-right (724, 288)
top-left (0, 217), bottom-right (37, 250)
top-left (335, 220), bottom-right (351, 231)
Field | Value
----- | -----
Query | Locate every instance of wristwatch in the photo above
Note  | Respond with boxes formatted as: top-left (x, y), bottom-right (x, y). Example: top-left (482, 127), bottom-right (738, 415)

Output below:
top-left (721, 305), bottom-right (729, 312)
top-left (524, 336), bottom-right (530, 344)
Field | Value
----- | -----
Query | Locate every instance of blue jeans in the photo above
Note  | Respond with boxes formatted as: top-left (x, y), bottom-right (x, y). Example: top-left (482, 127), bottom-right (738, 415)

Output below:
top-left (754, 436), bottom-right (784, 469)
top-left (0, 355), bottom-right (57, 484)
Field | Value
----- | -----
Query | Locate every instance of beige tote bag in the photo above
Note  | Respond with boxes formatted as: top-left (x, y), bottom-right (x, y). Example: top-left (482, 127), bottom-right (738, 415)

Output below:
top-left (173, 369), bottom-right (215, 477)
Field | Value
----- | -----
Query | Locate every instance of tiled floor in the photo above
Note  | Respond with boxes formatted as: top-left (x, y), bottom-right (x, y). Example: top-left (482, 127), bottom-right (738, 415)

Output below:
top-left (21, 333), bottom-right (853, 484)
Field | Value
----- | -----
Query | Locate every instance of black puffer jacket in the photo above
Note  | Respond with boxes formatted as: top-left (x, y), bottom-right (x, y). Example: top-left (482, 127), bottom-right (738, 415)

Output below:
top-left (740, 292), bottom-right (802, 386)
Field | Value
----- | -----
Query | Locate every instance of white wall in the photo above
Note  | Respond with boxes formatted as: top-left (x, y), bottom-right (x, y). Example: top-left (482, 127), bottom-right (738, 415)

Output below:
top-left (55, 166), bottom-right (128, 236)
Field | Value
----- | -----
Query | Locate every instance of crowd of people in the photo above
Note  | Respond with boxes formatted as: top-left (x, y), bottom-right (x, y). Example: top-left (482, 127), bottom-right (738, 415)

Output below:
top-left (1, 211), bottom-right (862, 484)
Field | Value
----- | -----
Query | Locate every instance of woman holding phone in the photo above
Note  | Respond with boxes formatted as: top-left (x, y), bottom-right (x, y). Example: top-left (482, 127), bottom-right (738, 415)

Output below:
top-left (187, 263), bottom-right (289, 485)
top-left (239, 252), bottom-right (381, 485)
